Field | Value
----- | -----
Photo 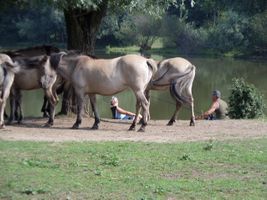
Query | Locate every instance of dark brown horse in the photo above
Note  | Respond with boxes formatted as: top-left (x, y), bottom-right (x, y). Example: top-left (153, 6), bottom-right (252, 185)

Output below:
top-left (8, 55), bottom-right (58, 125)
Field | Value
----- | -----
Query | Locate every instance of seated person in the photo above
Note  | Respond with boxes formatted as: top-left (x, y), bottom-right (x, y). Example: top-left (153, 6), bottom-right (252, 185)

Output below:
top-left (198, 90), bottom-right (228, 120)
top-left (110, 96), bottom-right (142, 120)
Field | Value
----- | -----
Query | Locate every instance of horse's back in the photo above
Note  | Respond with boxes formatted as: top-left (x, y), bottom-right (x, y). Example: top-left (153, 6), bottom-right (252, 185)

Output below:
top-left (160, 57), bottom-right (193, 73)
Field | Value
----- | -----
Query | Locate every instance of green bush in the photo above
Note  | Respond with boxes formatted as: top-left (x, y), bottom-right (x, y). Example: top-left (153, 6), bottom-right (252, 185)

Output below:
top-left (228, 78), bottom-right (265, 119)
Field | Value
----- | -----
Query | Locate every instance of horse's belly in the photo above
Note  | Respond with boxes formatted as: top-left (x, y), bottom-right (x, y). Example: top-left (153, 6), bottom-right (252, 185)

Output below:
top-left (85, 81), bottom-right (127, 96)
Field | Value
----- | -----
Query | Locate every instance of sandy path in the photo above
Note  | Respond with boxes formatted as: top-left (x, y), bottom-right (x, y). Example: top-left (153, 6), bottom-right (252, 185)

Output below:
top-left (0, 117), bottom-right (266, 143)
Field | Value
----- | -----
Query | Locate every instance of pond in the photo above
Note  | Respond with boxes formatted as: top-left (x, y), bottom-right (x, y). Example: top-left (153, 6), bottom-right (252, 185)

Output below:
top-left (10, 53), bottom-right (267, 120)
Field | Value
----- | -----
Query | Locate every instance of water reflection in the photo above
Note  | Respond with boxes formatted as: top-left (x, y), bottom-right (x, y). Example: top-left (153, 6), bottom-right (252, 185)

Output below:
top-left (14, 54), bottom-right (267, 119)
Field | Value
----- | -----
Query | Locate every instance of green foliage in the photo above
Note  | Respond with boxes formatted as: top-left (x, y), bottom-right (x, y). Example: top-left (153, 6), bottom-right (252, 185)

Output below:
top-left (228, 78), bottom-right (265, 119)
top-left (248, 10), bottom-right (267, 56)
top-left (0, 4), bottom-right (66, 46)
top-left (114, 14), bottom-right (161, 49)
top-left (161, 15), bottom-right (208, 53)
top-left (207, 10), bottom-right (249, 53)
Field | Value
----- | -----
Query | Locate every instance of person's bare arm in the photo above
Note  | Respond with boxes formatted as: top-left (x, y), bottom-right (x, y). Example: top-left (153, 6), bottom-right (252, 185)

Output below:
top-left (204, 102), bottom-right (219, 117)
top-left (116, 106), bottom-right (136, 116)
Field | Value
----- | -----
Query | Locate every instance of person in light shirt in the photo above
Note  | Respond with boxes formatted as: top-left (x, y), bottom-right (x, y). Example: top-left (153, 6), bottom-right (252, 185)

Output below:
top-left (110, 96), bottom-right (142, 120)
top-left (199, 90), bottom-right (228, 120)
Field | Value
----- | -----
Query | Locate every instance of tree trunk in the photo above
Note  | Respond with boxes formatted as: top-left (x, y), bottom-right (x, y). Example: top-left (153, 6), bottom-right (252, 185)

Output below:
top-left (60, 1), bottom-right (108, 116)
top-left (64, 1), bottom-right (108, 54)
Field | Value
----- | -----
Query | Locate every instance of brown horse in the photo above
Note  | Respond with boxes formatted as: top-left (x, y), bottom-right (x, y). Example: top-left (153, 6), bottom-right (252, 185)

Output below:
top-left (148, 57), bottom-right (196, 126)
top-left (8, 55), bottom-right (58, 124)
top-left (48, 52), bottom-right (156, 131)
top-left (2, 45), bottom-right (60, 122)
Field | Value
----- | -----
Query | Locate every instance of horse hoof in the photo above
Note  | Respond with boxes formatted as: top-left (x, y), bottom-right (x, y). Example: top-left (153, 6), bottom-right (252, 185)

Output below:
top-left (91, 125), bottom-right (99, 130)
top-left (6, 120), bottom-right (13, 125)
top-left (0, 124), bottom-right (5, 129)
top-left (128, 125), bottom-right (136, 131)
top-left (71, 124), bottom-right (79, 129)
top-left (189, 121), bottom-right (195, 126)
top-left (43, 123), bottom-right (53, 128)
top-left (167, 121), bottom-right (174, 126)
top-left (137, 127), bottom-right (145, 132)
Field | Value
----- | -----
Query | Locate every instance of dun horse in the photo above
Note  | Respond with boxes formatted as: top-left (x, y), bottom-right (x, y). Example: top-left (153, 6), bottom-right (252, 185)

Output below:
top-left (0, 54), bottom-right (20, 128)
top-left (149, 57), bottom-right (196, 126)
top-left (48, 52), bottom-right (156, 131)
top-left (8, 55), bottom-right (58, 124)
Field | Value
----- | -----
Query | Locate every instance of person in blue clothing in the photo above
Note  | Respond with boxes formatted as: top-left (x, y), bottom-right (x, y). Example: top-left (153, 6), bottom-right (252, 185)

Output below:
top-left (110, 96), bottom-right (142, 120)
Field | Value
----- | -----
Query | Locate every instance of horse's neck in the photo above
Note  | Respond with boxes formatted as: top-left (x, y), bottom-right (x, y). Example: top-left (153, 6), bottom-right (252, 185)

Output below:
top-left (57, 62), bottom-right (74, 81)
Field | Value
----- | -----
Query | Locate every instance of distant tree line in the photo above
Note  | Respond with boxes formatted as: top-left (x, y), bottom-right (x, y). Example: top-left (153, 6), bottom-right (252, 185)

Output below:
top-left (0, 0), bottom-right (266, 57)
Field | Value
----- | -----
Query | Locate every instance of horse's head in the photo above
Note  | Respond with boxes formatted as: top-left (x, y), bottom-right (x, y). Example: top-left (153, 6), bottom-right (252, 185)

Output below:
top-left (39, 55), bottom-right (58, 105)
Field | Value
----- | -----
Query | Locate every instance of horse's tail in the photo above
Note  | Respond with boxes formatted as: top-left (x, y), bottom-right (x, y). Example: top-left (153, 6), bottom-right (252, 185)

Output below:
top-left (146, 59), bottom-right (157, 76)
top-left (0, 54), bottom-right (20, 74)
top-left (170, 64), bottom-right (196, 105)
top-left (3, 60), bottom-right (21, 74)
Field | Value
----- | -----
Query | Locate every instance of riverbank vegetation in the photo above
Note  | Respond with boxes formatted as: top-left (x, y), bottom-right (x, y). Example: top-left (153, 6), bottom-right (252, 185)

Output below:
top-left (0, 0), bottom-right (266, 58)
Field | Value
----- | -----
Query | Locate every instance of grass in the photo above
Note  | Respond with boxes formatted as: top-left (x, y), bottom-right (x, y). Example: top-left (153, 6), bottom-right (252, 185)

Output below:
top-left (0, 139), bottom-right (266, 199)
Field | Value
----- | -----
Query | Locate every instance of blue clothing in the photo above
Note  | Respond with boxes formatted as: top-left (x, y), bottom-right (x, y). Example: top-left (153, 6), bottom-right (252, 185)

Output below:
top-left (111, 106), bottom-right (134, 120)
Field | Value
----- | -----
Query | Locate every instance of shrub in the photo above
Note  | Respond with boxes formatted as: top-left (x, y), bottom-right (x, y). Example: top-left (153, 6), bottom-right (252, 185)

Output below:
top-left (228, 78), bottom-right (265, 119)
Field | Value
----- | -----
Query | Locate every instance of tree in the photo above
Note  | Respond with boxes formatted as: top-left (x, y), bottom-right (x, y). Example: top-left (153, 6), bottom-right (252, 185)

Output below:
top-left (1, 0), bottom-right (195, 54)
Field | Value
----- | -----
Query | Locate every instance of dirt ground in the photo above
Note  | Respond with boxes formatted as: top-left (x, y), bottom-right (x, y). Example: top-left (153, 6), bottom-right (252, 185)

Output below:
top-left (0, 116), bottom-right (266, 143)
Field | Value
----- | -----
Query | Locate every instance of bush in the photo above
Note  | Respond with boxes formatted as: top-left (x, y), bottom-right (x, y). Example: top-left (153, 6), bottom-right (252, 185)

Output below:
top-left (228, 78), bottom-right (265, 119)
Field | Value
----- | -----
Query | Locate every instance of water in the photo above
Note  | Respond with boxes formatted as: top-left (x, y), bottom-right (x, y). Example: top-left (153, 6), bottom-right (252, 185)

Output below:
top-left (11, 54), bottom-right (267, 120)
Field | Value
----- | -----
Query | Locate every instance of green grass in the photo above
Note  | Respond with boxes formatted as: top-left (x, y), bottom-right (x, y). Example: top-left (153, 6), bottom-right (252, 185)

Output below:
top-left (0, 139), bottom-right (266, 199)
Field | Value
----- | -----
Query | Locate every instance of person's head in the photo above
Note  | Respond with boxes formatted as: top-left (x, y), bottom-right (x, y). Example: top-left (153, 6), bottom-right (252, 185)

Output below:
top-left (212, 90), bottom-right (221, 101)
top-left (110, 96), bottom-right (119, 106)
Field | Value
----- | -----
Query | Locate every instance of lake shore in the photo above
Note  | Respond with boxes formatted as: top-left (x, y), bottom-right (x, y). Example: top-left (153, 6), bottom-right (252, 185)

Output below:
top-left (1, 116), bottom-right (266, 143)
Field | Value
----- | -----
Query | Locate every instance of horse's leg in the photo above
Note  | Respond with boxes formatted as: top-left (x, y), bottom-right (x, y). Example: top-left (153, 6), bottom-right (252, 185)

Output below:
top-left (72, 89), bottom-right (84, 129)
top-left (138, 89), bottom-right (151, 124)
top-left (0, 99), bottom-right (5, 128)
top-left (184, 82), bottom-right (195, 126)
top-left (58, 83), bottom-right (71, 115)
top-left (131, 90), bottom-right (149, 132)
top-left (0, 104), bottom-right (4, 128)
top-left (139, 91), bottom-right (150, 132)
top-left (89, 94), bottom-right (100, 130)
top-left (16, 90), bottom-right (23, 124)
top-left (167, 100), bottom-right (182, 126)
top-left (129, 98), bottom-right (142, 131)
top-left (41, 96), bottom-right (49, 118)
top-left (189, 96), bottom-right (195, 126)
top-left (144, 89), bottom-right (151, 121)
top-left (7, 89), bottom-right (16, 124)
top-left (44, 102), bottom-right (55, 127)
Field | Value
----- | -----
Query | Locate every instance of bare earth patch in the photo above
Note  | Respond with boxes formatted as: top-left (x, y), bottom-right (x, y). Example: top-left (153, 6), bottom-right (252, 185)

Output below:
top-left (0, 117), bottom-right (266, 143)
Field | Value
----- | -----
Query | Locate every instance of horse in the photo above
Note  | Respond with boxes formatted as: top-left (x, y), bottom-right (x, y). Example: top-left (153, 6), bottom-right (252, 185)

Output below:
top-left (8, 55), bottom-right (58, 125)
top-left (48, 52), bottom-right (157, 132)
top-left (0, 54), bottom-right (20, 128)
top-left (148, 57), bottom-right (196, 126)
top-left (2, 45), bottom-right (60, 119)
